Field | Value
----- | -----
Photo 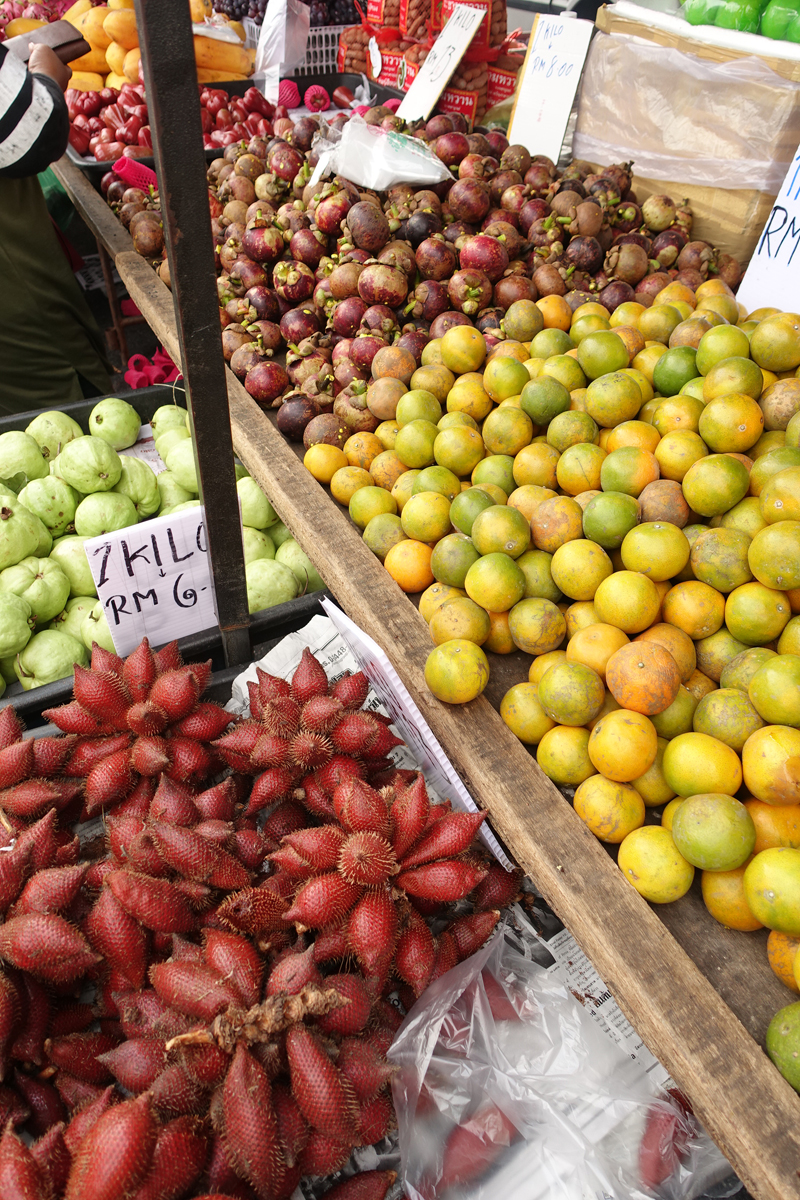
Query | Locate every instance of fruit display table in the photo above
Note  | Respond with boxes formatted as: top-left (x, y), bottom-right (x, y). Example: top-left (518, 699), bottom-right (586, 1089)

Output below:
top-left (49, 151), bottom-right (800, 1200)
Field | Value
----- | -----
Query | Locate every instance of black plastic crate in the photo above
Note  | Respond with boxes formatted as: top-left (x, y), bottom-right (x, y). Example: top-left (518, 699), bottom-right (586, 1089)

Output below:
top-left (0, 386), bottom-right (331, 723)
top-left (67, 73), bottom-right (403, 186)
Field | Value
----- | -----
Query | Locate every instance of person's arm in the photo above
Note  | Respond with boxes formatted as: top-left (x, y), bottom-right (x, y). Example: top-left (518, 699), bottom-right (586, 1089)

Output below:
top-left (0, 42), bottom-right (70, 178)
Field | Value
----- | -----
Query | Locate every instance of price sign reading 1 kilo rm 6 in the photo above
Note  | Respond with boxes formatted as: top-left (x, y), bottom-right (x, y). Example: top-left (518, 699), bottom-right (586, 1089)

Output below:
top-left (508, 16), bottom-right (593, 165)
top-left (397, 4), bottom-right (485, 122)
top-left (85, 507), bottom-right (218, 657)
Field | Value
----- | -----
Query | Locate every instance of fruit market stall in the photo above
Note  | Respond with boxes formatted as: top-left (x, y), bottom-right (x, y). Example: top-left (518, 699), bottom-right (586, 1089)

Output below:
top-left (30, 0), bottom-right (800, 1194)
top-left (47, 136), bottom-right (800, 1200)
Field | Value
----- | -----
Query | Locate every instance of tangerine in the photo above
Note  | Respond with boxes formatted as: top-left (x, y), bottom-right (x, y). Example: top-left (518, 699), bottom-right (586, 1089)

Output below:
top-left (621, 522), bottom-right (690, 580)
top-left (617, 826), bottom-right (694, 902)
top-left (538, 660), bottom-right (605, 726)
top-left (384, 539), bottom-right (434, 592)
top-left (593, 570), bottom-right (661, 634)
top-left (654, 431), bottom-right (709, 483)
top-left (532, 495), bottom-right (584, 553)
top-left (749, 655), bottom-right (800, 726)
top-left (424, 639), bottom-right (489, 703)
top-left (471, 504), bottom-right (531, 559)
top-left (746, 800), bottom-right (800, 854)
top-left (430, 532), bottom-right (480, 588)
top-left (748, 521), bottom-right (800, 591)
top-left (662, 581), bottom-right (725, 640)
top-left (632, 736), bottom-right (676, 806)
top-left (767, 930), bottom-right (800, 992)
top-left (744, 847), bottom-right (800, 934)
top-left (508, 597), bottom-right (567, 654)
top-left (362, 512), bottom-right (407, 562)
top-left (588, 708), bottom-right (658, 782)
top-left (585, 372), bottom-right (643, 428)
top-left (556, 443), bottom-right (607, 495)
top-left (600, 446), bottom-right (660, 497)
top-left (500, 682), bottom-right (555, 743)
top-left (574, 776), bottom-right (646, 843)
top-left (512, 443), bottom-right (560, 489)
top-left (464, 552), bottom-right (526, 612)
top-left (606, 640), bottom-right (682, 715)
top-left (550, 539), bottom-right (614, 600)
top-left (693, 687), bottom-right (765, 751)
top-left (567, 622), bottom-right (629, 680)
top-left (742, 724), bottom-right (800, 805)
top-left (440, 325), bottom-right (487, 374)
top-left (725, 581), bottom-right (791, 646)
top-left (582, 492), bottom-right (641, 550)
top-left (536, 725), bottom-right (594, 785)
top-left (698, 393), bottom-right (764, 453)
top-left (701, 863), bottom-right (763, 931)
top-left (662, 731), bottom-right (743, 796)
top-left (429, 597), bottom-right (491, 646)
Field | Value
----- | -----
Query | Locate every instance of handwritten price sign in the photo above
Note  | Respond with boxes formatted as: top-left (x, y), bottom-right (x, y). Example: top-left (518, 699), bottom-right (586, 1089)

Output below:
top-left (84, 508), bottom-right (218, 656)
top-left (508, 16), bottom-right (593, 164)
top-left (397, 4), bottom-right (485, 122)
top-left (738, 147), bottom-right (800, 315)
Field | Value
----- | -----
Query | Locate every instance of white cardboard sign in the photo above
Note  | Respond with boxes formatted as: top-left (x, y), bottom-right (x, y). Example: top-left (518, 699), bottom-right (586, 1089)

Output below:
top-left (396, 4), bottom-right (486, 123)
top-left (84, 507), bottom-right (218, 656)
top-left (507, 15), bottom-right (593, 164)
top-left (737, 146), bottom-right (800, 314)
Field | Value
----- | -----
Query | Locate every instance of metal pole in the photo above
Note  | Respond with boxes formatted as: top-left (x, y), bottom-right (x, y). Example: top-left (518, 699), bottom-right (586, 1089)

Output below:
top-left (134, 0), bottom-right (251, 668)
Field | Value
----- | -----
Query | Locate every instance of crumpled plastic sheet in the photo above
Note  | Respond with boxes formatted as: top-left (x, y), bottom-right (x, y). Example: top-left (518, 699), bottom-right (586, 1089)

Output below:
top-left (573, 31), bottom-right (800, 191)
top-left (308, 114), bottom-right (452, 191)
top-left (389, 912), bottom-right (738, 1200)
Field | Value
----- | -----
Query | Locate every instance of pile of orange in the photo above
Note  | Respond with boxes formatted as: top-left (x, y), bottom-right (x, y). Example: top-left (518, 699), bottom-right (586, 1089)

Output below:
top-left (302, 283), bottom-right (800, 1021)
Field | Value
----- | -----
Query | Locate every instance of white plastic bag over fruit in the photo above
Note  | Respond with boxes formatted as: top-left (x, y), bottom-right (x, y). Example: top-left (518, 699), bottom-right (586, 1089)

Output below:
top-left (389, 912), bottom-right (736, 1199)
top-left (253, 0), bottom-right (310, 101)
top-left (309, 115), bottom-right (452, 191)
top-left (574, 31), bottom-right (800, 193)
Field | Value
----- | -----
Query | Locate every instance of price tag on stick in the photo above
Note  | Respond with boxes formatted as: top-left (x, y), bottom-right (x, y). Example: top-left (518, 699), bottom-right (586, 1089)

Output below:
top-left (737, 146), bottom-right (800, 315)
top-left (507, 15), bottom-right (593, 164)
top-left (84, 507), bottom-right (219, 656)
top-left (397, 4), bottom-right (486, 123)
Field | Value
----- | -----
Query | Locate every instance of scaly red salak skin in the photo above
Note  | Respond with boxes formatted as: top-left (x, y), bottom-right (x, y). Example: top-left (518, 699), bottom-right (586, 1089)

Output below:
top-left (286, 1023), bottom-right (360, 1146)
top-left (0, 1121), bottom-right (51, 1200)
top-left (64, 1092), bottom-right (158, 1200)
top-left (0, 641), bottom-right (507, 1199)
top-left (222, 1043), bottom-right (286, 1200)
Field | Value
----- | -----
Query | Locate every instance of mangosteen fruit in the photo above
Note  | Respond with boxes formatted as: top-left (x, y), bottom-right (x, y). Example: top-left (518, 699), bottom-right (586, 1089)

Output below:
top-left (276, 395), bottom-right (319, 441)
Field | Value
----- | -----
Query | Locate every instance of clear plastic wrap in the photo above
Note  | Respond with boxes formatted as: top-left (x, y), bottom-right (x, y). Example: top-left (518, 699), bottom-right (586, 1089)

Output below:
top-left (253, 0), bottom-right (310, 100)
top-left (308, 115), bottom-right (452, 190)
top-left (573, 31), bottom-right (800, 192)
top-left (389, 913), bottom-right (737, 1200)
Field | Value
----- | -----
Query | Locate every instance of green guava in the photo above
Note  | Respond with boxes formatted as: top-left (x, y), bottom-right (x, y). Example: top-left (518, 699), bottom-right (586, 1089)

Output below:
top-left (81, 601), bottom-right (115, 654)
top-left (49, 536), bottom-right (96, 597)
top-left (18, 477), bottom-right (80, 537)
top-left (165, 440), bottom-right (199, 494)
top-left (157, 470), bottom-right (193, 511)
top-left (14, 628), bottom-right (88, 690)
top-left (0, 431), bottom-right (48, 482)
top-left (238, 477), bottom-right (277, 529)
top-left (151, 405), bottom-right (189, 437)
top-left (155, 427), bottom-right (190, 463)
top-left (58, 436), bottom-right (122, 494)
top-left (245, 559), bottom-right (298, 614)
top-left (113, 457), bottom-right (160, 519)
top-left (48, 596), bottom-right (97, 642)
top-left (242, 526), bottom-right (275, 565)
top-left (0, 592), bottom-right (33, 657)
top-left (266, 518), bottom-right (293, 549)
top-left (0, 494), bottom-right (44, 570)
top-left (25, 410), bottom-right (84, 461)
top-left (0, 556), bottom-right (70, 626)
top-left (276, 539), bottom-right (325, 592)
top-left (89, 397), bottom-right (141, 450)
top-left (75, 492), bottom-right (138, 538)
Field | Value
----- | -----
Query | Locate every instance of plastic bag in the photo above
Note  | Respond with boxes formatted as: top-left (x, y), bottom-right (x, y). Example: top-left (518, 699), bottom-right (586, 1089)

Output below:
top-left (308, 115), bottom-right (451, 190)
top-left (389, 913), bottom-right (736, 1200)
top-left (761, 0), bottom-right (800, 38)
top-left (253, 0), bottom-right (310, 101)
top-left (573, 31), bottom-right (800, 193)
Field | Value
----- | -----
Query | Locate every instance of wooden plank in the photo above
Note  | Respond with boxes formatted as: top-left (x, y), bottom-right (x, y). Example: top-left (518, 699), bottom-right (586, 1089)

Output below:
top-left (227, 381), bottom-right (800, 1200)
top-left (62, 195), bottom-right (800, 1200)
top-left (51, 158), bottom-right (136, 261)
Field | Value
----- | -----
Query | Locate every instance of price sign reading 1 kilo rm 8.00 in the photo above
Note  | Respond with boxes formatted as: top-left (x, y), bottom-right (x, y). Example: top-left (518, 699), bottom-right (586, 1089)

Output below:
top-left (396, 4), bottom-right (486, 122)
top-left (737, 148), bottom-right (800, 315)
top-left (508, 16), bottom-right (593, 165)
top-left (85, 507), bottom-right (218, 657)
